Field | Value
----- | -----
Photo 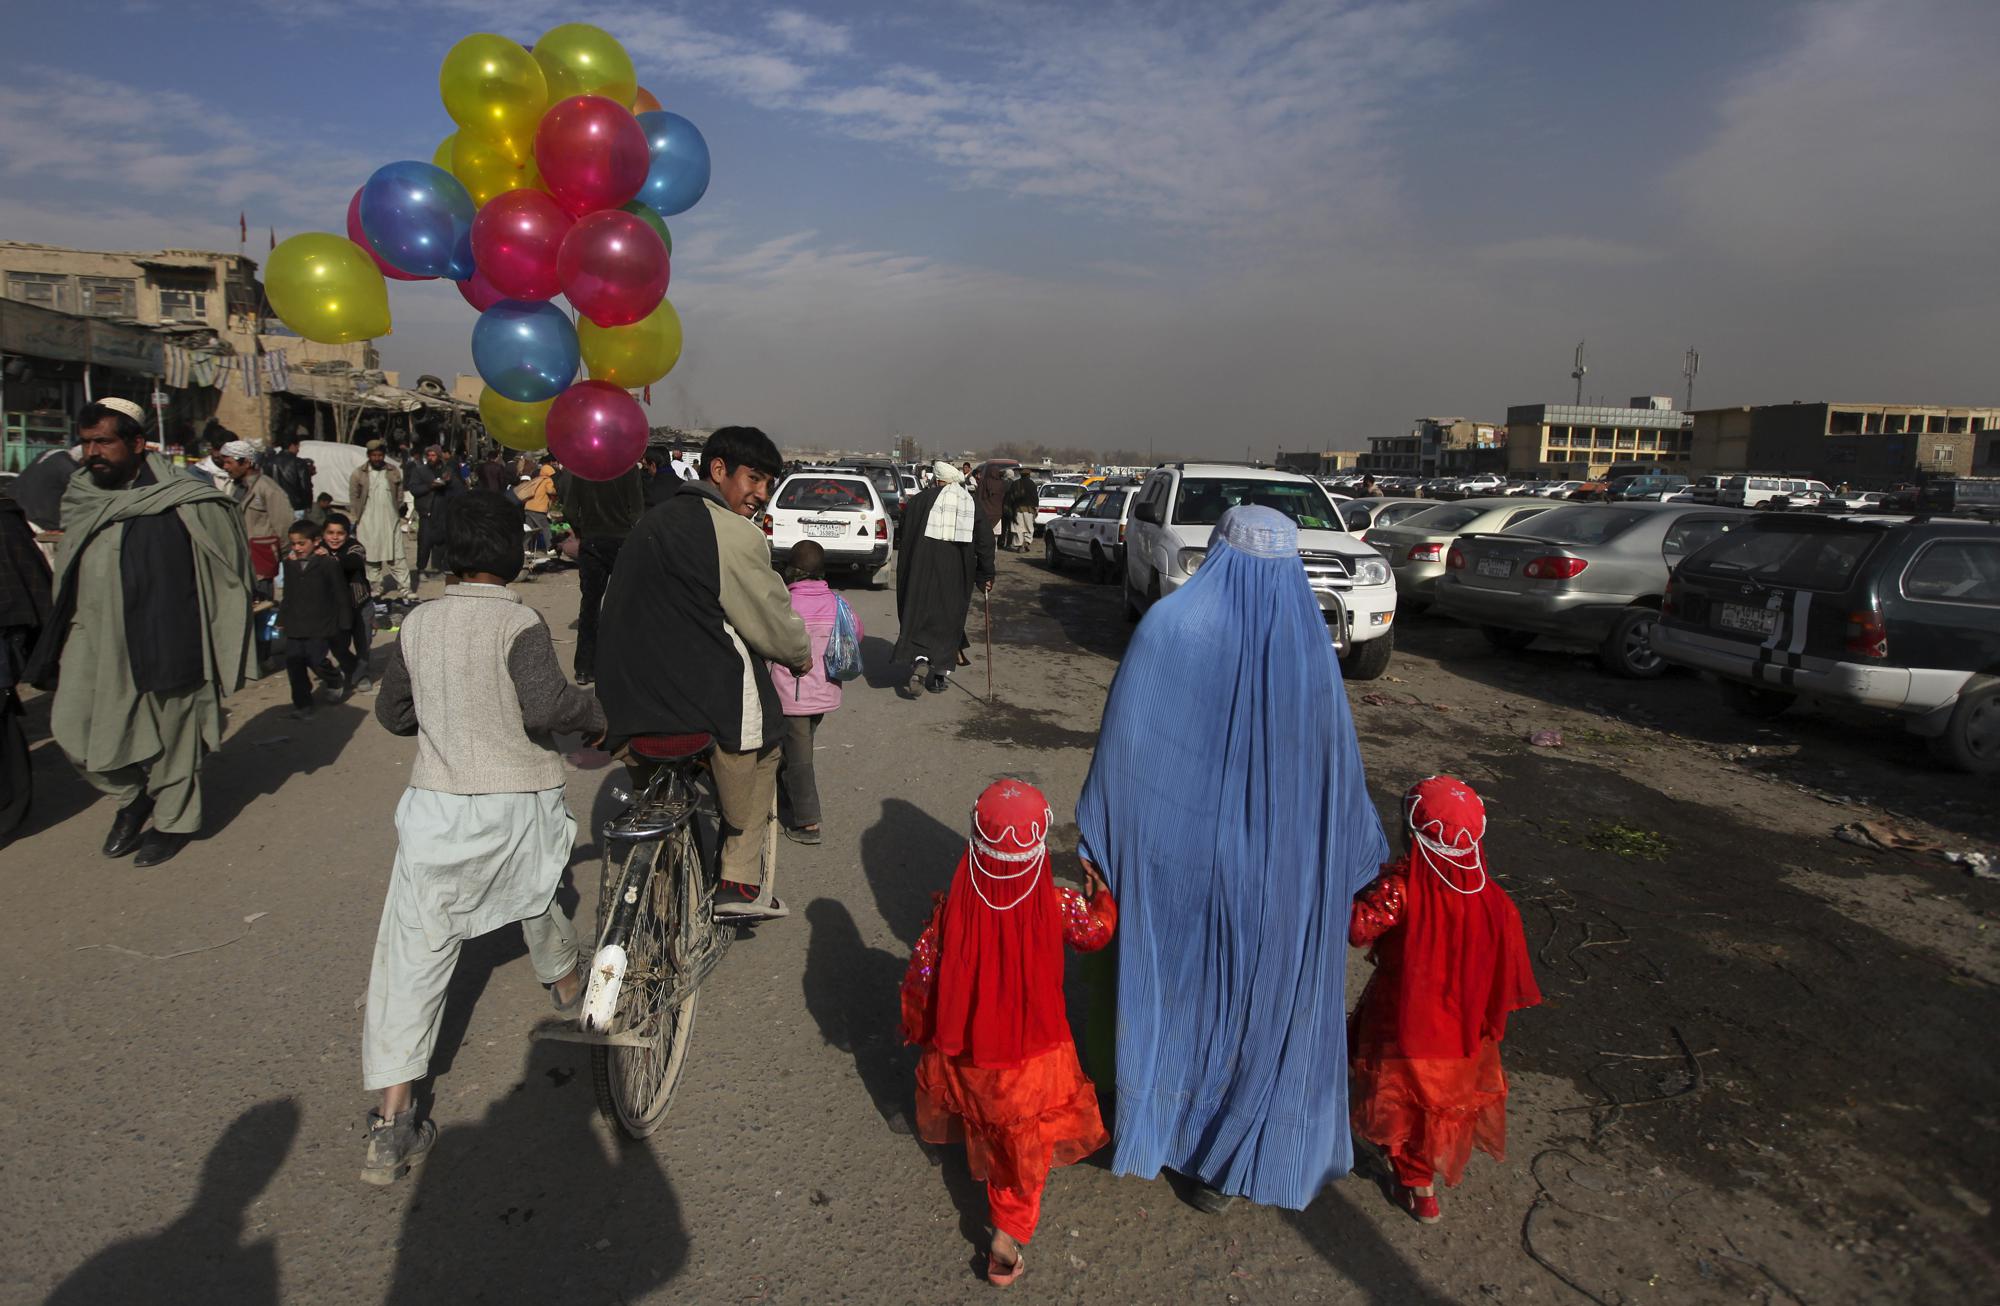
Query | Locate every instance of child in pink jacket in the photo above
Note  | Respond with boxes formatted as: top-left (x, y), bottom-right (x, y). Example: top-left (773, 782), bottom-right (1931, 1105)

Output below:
top-left (769, 542), bottom-right (861, 845)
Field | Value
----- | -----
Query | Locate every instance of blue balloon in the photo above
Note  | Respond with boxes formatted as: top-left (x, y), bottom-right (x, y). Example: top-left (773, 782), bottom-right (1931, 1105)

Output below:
top-left (359, 161), bottom-right (476, 280)
top-left (471, 300), bottom-right (579, 403)
top-left (635, 111), bottom-right (711, 217)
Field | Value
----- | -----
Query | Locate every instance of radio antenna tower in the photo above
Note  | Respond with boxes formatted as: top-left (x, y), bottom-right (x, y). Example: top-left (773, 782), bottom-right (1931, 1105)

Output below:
top-left (1682, 347), bottom-right (1700, 410)
top-left (1570, 341), bottom-right (1588, 405)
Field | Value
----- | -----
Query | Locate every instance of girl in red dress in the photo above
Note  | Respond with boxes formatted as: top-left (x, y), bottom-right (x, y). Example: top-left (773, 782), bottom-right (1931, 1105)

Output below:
top-left (901, 778), bottom-right (1116, 1287)
top-left (1349, 775), bottom-right (1542, 1224)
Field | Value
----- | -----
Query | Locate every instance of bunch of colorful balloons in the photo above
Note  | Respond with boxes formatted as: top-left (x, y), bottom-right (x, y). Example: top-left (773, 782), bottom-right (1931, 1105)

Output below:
top-left (264, 23), bottom-right (711, 481)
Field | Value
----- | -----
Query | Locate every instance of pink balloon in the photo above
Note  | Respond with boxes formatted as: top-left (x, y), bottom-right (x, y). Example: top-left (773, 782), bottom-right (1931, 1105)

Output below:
top-left (535, 95), bottom-right (650, 218)
top-left (456, 266), bottom-right (508, 312)
top-left (547, 380), bottom-right (648, 481)
top-left (346, 187), bottom-right (431, 281)
top-left (470, 189), bottom-right (573, 301)
top-left (557, 210), bottom-right (669, 327)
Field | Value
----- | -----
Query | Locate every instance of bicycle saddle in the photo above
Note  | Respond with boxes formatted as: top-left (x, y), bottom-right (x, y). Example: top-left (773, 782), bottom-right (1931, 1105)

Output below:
top-left (629, 732), bottom-right (714, 761)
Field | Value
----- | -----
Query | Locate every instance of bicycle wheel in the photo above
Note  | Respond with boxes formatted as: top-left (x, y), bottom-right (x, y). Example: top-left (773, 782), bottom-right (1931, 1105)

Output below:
top-left (591, 827), bottom-right (702, 1137)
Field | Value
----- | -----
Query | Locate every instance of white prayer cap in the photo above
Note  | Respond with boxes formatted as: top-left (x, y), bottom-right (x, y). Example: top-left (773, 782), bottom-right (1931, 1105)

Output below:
top-left (97, 397), bottom-right (147, 424)
top-left (932, 460), bottom-right (964, 484)
top-left (221, 440), bottom-right (258, 461)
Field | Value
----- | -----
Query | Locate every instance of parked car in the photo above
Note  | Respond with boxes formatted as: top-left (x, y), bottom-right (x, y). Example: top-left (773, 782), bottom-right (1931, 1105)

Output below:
top-left (1915, 477), bottom-right (2000, 521)
top-left (829, 456), bottom-right (907, 519)
top-left (1609, 474), bottom-right (1690, 502)
top-left (1336, 496), bottom-right (1438, 541)
top-left (1045, 484), bottom-right (1135, 581)
top-left (1719, 474), bottom-right (1833, 510)
top-left (1819, 490), bottom-right (1890, 513)
top-left (1431, 502), bottom-right (1750, 677)
top-left (763, 471), bottom-right (895, 586)
top-left (1124, 463), bottom-right (1398, 677)
top-left (1455, 473), bottom-right (1507, 496)
top-left (1654, 515), bottom-right (2000, 772)
top-left (1529, 480), bottom-right (1585, 499)
top-left (1035, 481), bottom-right (1088, 534)
top-left (1566, 481), bottom-right (1611, 501)
top-left (1364, 497), bottom-right (1554, 613)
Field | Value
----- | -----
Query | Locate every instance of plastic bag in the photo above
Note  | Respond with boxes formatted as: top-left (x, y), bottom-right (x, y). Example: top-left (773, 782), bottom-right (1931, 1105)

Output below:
top-left (824, 596), bottom-right (863, 683)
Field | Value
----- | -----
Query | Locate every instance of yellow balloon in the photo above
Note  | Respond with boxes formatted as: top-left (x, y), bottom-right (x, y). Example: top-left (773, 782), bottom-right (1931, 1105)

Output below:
top-left (578, 298), bottom-right (683, 389)
top-left (266, 234), bottom-right (390, 344)
top-left (480, 387), bottom-right (553, 452)
top-left (452, 131), bottom-right (543, 207)
top-left (431, 133), bottom-right (457, 170)
top-left (440, 33), bottom-right (547, 165)
top-left (533, 23), bottom-right (637, 106)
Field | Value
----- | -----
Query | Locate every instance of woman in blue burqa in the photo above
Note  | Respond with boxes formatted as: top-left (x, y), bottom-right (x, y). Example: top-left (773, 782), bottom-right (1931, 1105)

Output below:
top-left (1075, 504), bottom-right (1388, 1212)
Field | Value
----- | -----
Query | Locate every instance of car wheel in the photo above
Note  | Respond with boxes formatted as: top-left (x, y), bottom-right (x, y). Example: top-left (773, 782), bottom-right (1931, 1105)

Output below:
top-left (1341, 630), bottom-right (1394, 680)
top-left (1482, 627), bottom-right (1536, 652)
top-left (1927, 678), bottom-right (2000, 775)
top-left (1598, 607), bottom-right (1666, 679)
top-left (1723, 680), bottom-right (1796, 720)
top-left (1089, 541), bottom-right (1112, 584)
top-left (1044, 533), bottom-right (1064, 572)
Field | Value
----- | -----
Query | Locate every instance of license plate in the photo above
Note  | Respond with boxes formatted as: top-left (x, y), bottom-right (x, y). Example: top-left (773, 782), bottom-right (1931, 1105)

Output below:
top-left (1475, 557), bottom-right (1513, 579)
top-left (1716, 602), bottom-right (1778, 636)
top-left (804, 522), bottom-right (845, 538)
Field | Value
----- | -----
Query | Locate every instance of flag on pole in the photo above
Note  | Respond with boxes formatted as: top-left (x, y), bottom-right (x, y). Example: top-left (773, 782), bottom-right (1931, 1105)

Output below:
top-left (239, 212), bottom-right (247, 243)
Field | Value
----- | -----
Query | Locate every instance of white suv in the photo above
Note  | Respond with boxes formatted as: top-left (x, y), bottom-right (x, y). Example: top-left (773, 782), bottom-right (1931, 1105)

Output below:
top-left (1124, 463), bottom-right (1399, 678)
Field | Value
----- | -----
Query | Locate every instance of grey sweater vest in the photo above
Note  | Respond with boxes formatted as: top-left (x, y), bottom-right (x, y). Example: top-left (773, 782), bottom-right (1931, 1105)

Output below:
top-left (400, 586), bottom-right (565, 794)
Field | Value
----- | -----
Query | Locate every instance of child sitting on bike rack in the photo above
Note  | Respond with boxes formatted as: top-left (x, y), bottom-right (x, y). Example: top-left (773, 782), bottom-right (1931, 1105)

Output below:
top-left (900, 778), bottom-right (1117, 1287)
top-left (357, 490), bottom-right (606, 1187)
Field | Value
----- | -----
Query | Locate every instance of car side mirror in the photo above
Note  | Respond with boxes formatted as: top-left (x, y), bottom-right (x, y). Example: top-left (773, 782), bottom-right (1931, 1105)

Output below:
top-left (1134, 501), bottom-right (1160, 524)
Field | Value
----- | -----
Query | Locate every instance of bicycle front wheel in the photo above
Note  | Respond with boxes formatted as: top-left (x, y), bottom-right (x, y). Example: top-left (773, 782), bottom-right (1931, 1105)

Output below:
top-left (592, 826), bottom-right (702, 1137)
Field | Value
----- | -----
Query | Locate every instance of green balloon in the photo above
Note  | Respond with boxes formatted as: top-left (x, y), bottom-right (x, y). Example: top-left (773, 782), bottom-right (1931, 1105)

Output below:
top-left (620, 201), bottom-right (672, 256)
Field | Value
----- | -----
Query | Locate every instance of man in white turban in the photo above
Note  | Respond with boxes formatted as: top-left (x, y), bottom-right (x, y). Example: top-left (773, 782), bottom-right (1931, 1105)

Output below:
top-left (890, 462), bottom-right (995, 694)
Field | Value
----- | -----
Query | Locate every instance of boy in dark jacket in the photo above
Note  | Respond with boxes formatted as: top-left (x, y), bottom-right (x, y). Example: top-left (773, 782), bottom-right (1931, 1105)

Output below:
top-left (320, 513), bottom-right (373, 692)
top-left (279, 520), bottom-right (355, 719)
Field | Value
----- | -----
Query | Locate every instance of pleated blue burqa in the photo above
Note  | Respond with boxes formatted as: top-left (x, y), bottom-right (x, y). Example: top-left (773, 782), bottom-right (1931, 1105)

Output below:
top-left (1076, 506), bottom-right (1388, 1209)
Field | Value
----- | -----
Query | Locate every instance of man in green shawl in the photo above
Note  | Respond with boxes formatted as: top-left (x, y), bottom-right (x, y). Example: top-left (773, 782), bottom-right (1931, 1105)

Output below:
top-left (25, 399), bottom-right (256, 867)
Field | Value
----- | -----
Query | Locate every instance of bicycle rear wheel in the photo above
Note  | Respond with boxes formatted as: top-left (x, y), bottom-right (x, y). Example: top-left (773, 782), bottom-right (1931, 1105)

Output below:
top-left (591, 827), bottom-right (702, 1137)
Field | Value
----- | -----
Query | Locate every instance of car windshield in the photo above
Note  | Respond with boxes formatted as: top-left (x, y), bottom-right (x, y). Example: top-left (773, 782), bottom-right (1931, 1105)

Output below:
top-left (1399, 504), bottom-right (1484, 532)
top-left (1503, 505), bottom-right (1649, 546)
top-left (1684, 526), bottom-right (1879, 590)
top-left (856, 468), bottom-right (899, 499)
top-left (776, 477), bottom-right (871, 512)
top-left (1172, 477), bottom-right (1338, 530)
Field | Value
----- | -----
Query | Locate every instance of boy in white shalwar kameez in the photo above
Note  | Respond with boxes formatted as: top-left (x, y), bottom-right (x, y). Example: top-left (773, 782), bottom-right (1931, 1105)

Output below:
top-left (358, 490), bottom-right (606, 1185)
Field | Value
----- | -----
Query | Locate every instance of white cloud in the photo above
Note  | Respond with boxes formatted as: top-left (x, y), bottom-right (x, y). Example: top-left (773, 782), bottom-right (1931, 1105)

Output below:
top-left (766, 9), bottom-right (851, 55)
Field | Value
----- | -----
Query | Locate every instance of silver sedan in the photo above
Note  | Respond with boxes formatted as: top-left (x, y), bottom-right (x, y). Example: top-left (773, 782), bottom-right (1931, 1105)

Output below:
top-left (1430, 502), bottom-right (1751, 677)
top-left (1364, 497), bottom-right (1556, 612)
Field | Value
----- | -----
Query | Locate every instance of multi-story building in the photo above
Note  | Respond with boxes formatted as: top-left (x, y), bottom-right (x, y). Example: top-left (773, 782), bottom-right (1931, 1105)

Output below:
top-left (1358, 417), bottom-right (1503, 478)
top-left (1689, 401), bottom-right (2000, 487)
top-left (1506, 397), bottom-right (1693, 480)
top-left (0, 242), bottom-right (378, 462)
top-left (1276, 447), bottom-right (1367, 475)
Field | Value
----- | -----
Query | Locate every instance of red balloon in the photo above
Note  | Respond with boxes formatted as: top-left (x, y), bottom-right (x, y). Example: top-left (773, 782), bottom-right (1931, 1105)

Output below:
top-left (534, 95), bottom-right (650, 218)
top-left (547, 380), bottom-right (648, 480)
top-left (470, 189), bottom-right (573, 301)
top-left (346, 187), bottom-right (431, 282)
top-left (557, 210), bottom-right (669, 327)
top-left (456, 266), bottom-right (508, 312)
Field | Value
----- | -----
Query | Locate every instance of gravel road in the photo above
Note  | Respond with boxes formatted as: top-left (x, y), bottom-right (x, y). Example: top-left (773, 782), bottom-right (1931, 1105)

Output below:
top-left (3, 548), bottom-right (1993, 1304)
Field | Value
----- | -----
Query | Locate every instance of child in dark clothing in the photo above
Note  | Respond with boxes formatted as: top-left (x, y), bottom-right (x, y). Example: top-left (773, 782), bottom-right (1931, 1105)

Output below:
top-left (279, 520), bottom-right (356, 719)
top-left (321, 513), bottom-right (374, 691)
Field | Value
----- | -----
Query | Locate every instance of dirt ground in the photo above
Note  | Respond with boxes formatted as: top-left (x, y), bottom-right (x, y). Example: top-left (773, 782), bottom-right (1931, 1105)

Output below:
top-left (1, 546), bottom-right (1993, 1304)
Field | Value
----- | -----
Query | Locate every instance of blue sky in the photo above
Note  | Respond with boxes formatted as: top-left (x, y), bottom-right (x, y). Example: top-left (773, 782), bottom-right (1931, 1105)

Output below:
top-left (3, 0), bottom-right (1996, 454)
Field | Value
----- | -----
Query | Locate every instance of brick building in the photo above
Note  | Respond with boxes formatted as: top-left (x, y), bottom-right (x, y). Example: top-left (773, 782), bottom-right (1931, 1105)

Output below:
top-left (1688, 401), bottom-right (2000, 487)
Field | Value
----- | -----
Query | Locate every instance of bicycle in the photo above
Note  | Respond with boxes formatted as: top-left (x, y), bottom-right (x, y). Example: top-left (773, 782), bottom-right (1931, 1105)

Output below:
top-left (541, 731), bottom-right (772, 1137)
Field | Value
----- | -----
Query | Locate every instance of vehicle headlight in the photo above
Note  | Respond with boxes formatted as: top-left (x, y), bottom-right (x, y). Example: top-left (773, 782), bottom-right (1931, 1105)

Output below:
top-left (1178, 548), bottom-right (1208, 574)
top-left (1353, 557), bottom-right (1391, 587)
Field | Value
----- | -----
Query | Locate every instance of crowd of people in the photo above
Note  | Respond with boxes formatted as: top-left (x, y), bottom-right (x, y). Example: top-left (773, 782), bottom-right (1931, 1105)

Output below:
top-left (0, 411), bottom-right (1543, 1287)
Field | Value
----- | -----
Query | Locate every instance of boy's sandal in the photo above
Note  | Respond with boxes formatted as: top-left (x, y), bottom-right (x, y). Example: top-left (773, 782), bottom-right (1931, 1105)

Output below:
top-left (782, 825), bottom-right (822, 846)
top-left (551, 961), bottom-right (588, 1016)
top-left (715, 895), bottom-right (790, 921)
top-left (986, 1252), bottom-right (1024, 1287)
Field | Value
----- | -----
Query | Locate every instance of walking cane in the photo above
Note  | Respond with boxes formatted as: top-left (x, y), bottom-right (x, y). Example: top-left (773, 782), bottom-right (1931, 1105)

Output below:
top-left (984, 584), bottom-right (994, 701)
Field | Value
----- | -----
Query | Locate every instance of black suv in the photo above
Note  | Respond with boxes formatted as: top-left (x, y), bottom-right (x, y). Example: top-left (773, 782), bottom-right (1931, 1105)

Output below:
top-left (1652, 514), bottom-right (2000, 772)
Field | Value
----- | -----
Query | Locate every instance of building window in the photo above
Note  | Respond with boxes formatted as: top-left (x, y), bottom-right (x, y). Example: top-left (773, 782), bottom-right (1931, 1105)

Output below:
top-left (157, 285), bottom-right (209, 320)
top-left (1947, 416), bottom-right (1966, 434)
top-left (1864, 412), bottom-right (1881, 433)
top-left (1926, 414), bottom-right (1945, 434)
top-left (79, 276), bottom-right (137, 317)
top-left (1934, 447), bottom-right (1954, 465)
top-left (1829, 410), bottom-right (1863, 435)
top-left (6, 271), bottom-right (71, 311)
